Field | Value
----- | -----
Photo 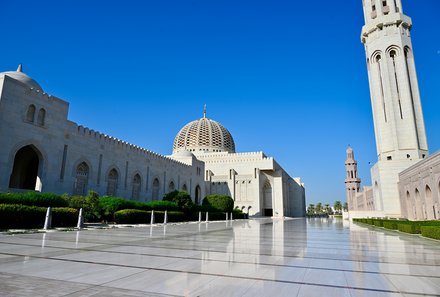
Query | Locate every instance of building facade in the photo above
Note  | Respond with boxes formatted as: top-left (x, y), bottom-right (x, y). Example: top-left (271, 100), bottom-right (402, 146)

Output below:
top-left (0, 66), bottom-right (305, 218)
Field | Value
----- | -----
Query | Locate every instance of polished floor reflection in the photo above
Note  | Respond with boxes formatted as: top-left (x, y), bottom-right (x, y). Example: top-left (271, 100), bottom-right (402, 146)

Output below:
top-left (0, 218), bottom-right (439, 296)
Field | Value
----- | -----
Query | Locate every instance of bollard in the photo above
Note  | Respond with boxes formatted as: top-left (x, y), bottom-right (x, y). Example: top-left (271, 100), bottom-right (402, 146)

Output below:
top-left (206, 212), bottom-right (209, 222)
top-left (231, 212), bottom-right (233, 220)
top-left (43, 207), bottom-right (52, 230)
top-left (226, 212), bottom-right (228, 221)
top-left (198, 211), bottom-right (202, 223)
top-left (77, 208), bottom-right (84, 229)
top-left (150, 210), bottom-right (155, 225)
top-left (164, 210), bottom-right (168, 225)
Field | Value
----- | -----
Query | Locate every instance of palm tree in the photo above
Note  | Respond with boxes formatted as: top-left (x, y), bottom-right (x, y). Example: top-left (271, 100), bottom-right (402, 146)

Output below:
top-left (334, 201), bottom-right (342, 214)
top-left (343, 202), bottom-right (348, 212)
top-left (324, 204), bottom-right (332, 215)
top-left (307, 204), bottom-right (315, 215)
top-left (316, 203), bottom-right (322, 214)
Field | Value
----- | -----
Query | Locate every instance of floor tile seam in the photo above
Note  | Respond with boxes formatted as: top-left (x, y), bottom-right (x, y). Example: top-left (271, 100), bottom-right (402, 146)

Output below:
top-left (2, 240), bottom-right (440, 271)
top-left (2, 250), bottom-right (438, 281)
top-left (5, 252), bottom-right (440, 296)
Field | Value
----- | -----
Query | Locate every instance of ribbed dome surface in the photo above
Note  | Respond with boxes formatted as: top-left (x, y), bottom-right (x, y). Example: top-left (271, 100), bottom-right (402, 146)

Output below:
top-left (173, 117), bottom-right (235, 154)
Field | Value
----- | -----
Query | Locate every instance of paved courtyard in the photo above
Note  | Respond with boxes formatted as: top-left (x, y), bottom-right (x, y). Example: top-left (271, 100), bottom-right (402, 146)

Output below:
top-left (0, 218), bottom-right (439, 296)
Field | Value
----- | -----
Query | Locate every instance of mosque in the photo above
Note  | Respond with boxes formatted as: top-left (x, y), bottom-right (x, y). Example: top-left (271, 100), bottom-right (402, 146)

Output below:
top-left (0, 67), bottom-right (305, 218)
top-left (345, 0), bottom-right (440, 220)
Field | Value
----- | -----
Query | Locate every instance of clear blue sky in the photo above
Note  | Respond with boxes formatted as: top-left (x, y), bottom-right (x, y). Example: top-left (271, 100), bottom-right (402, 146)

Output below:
top-left (1, 0), bottom-right (439, 205)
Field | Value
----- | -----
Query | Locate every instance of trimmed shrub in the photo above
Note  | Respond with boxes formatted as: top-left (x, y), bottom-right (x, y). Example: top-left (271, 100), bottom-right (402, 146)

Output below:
top-left (0, 204), bottom-right (78, 229)
top-left (114, 209), bottom-right (150, 224)
top-left (398, 223), bottom-right (420, 234)
top-left (373, 219), bottom-right (384, 227)
top-left (383, 221), bottom-right (398, 230)
top-left (0, 192), bottom-right (68, 207)
top-left (114, 209), bottom-right (185, 224)
top-left (232, 209), bottom-right (246, 219)
top-left (145, 200), bottom-right (179, 211)
top-left (207, 212), bottom-right (227, 221)
top-left (421, 226), bottom-right (440, 240)
top-left (202, 195), bottom-right (234, 212)
top-left (52, 207), bottom-right (79, 227)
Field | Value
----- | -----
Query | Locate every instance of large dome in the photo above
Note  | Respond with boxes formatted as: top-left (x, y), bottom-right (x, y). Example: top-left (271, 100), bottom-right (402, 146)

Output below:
top-left (0, 65), bottom-right (43, 91)
top-left (173, 113), bottom-right (235, 154)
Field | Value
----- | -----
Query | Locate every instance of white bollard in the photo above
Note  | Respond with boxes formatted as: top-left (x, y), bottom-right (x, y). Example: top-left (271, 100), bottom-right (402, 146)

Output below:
top-left (206, 212), bottom-right (209, 222)
top-left (164, 210), bottom-right (168, 225)
top-left (226, 212), bottom-right (228, 221)
top-left (43, 207), bottom-right (52, 230)
top-left (231, 212), bottom-right (233, 220)
top-left (198, 211), bottom-right (202, 223)
top-left (77, 208), bottom-right (84, 229)
top-left (150, 210), bottom-right (155, 225)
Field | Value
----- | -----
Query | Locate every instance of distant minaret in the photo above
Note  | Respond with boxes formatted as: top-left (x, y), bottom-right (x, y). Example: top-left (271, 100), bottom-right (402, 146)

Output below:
top-left (345, 147), bottom-right (361, 211)
top-left (361, 0), bottom-right (428, 216)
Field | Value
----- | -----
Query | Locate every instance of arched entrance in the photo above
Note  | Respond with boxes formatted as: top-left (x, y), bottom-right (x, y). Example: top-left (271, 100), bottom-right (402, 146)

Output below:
top-left (168, 181), bottom-right (175, 193)
top-left (426, 185), bottom-right (435, 220)
top-left (415, 189), bottom-right (422, 220)
top-left (107, 169), bottom-right (119, 196)
top-left (9, 145), bottom-right (43, 191)
top-left (263, 181), bottom-right (273, 217)
top-left (182, 184), bottom-right (188, 192)
top-left (132, 174), bottom-right (141, 200)
top-left (195, 185), bottom-right (201, 204)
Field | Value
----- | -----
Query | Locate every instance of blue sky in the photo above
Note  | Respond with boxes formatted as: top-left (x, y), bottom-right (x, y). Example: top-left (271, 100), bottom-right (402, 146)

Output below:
top-left (1, 0), bottom-right (439, 205)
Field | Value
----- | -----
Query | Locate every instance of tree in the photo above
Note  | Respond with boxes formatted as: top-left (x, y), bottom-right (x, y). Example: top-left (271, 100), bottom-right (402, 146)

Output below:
top-left (316, 203), bottom-right (322, 214)
top-left (343, 202), bottom-right (348, 212)
top-left (334, 201), bottom-right (342, 214)
top-left (324, 204), bottom-right (333, 215)
top-left (307, 204), bottom-right (315, 215)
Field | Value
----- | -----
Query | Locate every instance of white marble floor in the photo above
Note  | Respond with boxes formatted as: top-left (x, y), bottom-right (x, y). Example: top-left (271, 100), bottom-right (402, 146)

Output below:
top-left (0, 218), bottom-right (439, 296)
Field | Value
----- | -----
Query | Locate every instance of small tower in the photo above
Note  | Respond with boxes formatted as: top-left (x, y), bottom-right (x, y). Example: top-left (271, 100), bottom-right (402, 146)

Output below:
top-left (361, 0), bottom-right (428, 216)
top-left (345, 147), bottom-right (361, 211)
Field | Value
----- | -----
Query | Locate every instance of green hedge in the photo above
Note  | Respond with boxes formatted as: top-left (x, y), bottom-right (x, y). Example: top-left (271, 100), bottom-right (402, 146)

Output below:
top-left (398, 223), bottom-right (420, 234)
top-left (0, 204), bottom-right (78, 229)
top-left (421, 226), bottom-right (440, 240)
top-left (202, 195), bottom-right (234, 212)
top-left (383, 221), bottom-right (398, 230)
top-left (0, 192), bottom-right (68, 207)
top-left (114, 209), bottom-right (185, 224)
top-left (373, 219), bottom-right (384, 227)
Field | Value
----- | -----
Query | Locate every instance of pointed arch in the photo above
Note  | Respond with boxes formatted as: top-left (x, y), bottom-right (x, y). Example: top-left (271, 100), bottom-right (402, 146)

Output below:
top-left (415, 188), bottom-right (422, 220)
top-left (195, 185), bottom-right (201, 204)
top-left (263, 180), bottom-right (273, 216)
top-left (107, 168), bottom-right (119, 196)
top-left (73, 162), bottom-right (89, 196)
top-left (132, 173), bottom-right (141, 200)
top-left (152, 178), bottom-right (160, 201)
top-left (425, 185), bottom-right (434, 220)
top-left (168, 181), bottom-right (175, 193)
top-left (182, 183), bottom-right (188, 192)
top-left (9, 145), bottom-right (43, 191)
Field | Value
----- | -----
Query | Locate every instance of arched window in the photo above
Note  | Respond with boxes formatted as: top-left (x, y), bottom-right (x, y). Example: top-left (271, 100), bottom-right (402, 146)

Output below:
top-left (152, 178), bottom-right (160, 200)
top-left (195, 185), bottom-right (201, 205)
top-left (37, 108), bottom-right (46, 126)
top-left (168, 181), bottom-right (175, 193)
top-left (425, 185), bottom-right (434, 220)
top-left (132, 174), bottom-right (141, 200)
top-left (74, 162), bottom-right (89, 196)
top-left (107, 169), bottom-right (118, 196)
top-left (406, 191), bottom-right (413, 219)
top-left (415, 189), bottom-right (422, 220)
top-left (182, 184), bottom-right (187, 192)
top-left (26, 105), bottom-right (36, 122)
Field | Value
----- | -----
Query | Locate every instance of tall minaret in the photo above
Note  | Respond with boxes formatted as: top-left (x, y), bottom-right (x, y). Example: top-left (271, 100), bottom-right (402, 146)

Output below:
top-left (345, 147), bottom-right (361, 211)
top-left (361, 0), bottom-right (428, 216)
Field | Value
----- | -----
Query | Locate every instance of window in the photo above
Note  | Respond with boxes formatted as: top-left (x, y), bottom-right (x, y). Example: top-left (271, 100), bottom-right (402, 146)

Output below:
top-left (26, 105), bottom-right (36, 122)
top-left (152, 178), bottom-right (160, 200)
top-left (132, 174), bottom-right (141, 200)
top-left (168, 181), bottom-right (175, 193)
top-left (107, 169), bottom-right (118, 196)
top-left (387, 156), bottom-right (392, 160)
top-left (37, 108), bottom-right (46, 126)
top-left (74, 162), bottom-right (89, 196)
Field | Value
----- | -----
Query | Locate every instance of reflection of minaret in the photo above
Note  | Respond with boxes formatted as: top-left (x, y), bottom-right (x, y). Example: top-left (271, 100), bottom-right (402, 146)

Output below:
top-left (345, 147), bottom-right (361, 211)
top-left (361, 0), bottom-right (428, 216)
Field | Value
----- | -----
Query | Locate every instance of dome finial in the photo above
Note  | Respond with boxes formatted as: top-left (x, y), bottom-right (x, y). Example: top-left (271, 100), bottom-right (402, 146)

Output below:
top-left (17, 64), bottom-right (23, 72)
top-left (203, 104), bottom-right (207, 118)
